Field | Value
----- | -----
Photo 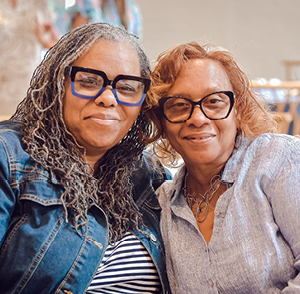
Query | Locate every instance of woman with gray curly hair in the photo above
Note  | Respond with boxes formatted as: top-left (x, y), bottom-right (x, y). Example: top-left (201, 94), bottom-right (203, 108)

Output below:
top-left (0, 23), bottom-right (170, 294)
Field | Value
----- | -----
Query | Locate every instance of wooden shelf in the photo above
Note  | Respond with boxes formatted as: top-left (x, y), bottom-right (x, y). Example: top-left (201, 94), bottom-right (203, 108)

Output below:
top-left (251, 80), bottom-right (300, 89)
top-left (251, 80), bottom-right (300, 134)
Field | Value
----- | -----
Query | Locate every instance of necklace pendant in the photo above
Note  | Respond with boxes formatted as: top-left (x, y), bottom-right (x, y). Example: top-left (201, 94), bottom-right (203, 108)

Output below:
top-left (196, 204), bottom-right (203, 214)
top-left (184, 171), bottom-right (224, 223)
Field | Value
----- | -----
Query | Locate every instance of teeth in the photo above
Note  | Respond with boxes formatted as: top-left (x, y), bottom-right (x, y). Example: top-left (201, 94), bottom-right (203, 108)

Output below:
top-left (188, 135), bottom-right (212, 140)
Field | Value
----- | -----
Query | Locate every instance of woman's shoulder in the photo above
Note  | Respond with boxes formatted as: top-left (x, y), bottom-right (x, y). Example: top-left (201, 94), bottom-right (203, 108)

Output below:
top-left (0, 120), bottom-right (30, 162)
top-left (0, 120), bottom-right (23, 144)
top-left (225, 133), bottom-right (300, 179)
top-left (242, 133), bottom-right (300, 166)
top-left (250, 133), bottom-right (300, 154)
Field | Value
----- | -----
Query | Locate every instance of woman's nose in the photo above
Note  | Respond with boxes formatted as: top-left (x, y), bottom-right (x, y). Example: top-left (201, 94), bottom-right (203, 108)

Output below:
top-left (94, 86), bottom-right (118, 107)
top-left (186, 105), bottom-right (211, 127)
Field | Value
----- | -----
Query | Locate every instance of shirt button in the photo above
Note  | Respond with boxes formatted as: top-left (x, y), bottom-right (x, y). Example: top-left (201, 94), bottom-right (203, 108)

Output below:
top-left (215, 209), bottom-right (220, 215)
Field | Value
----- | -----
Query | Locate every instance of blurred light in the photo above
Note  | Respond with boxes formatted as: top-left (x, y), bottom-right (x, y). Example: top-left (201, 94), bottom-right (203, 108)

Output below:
top-left (0, 13), bottom-right (9, 25)
top-left (269, 78), bottom-right (281, 86)
top-left (255, 77), bottom-right (267, 85)
top-left (65, 0), bottom-right (76, 9)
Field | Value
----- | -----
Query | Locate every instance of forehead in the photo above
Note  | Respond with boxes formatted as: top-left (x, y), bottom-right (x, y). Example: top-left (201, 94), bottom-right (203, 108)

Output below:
top-left (73, 40), bottom-right (141, 76)
top-left (170, 59), bottom-right (232, 96)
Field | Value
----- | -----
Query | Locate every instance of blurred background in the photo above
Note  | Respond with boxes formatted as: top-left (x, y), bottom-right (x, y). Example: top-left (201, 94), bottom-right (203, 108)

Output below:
top-left (1, 0), bottom-right (300, 134)
top-left (137, 0), bottom-right (300, 81)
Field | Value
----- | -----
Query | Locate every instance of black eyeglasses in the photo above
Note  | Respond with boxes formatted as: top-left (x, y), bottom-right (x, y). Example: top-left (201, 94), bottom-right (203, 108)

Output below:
top-left (159, 91), bottom-right (235, 123)
top-left (67, 66), bottom-right (151, 107)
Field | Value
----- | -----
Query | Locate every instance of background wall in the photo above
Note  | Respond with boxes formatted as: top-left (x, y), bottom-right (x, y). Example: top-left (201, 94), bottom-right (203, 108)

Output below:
top-left (135, 0), bottom-right (300, 81)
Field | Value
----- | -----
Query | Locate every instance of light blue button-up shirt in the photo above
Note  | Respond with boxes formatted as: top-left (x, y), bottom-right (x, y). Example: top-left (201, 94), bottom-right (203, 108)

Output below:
top-left (158, 133), bottom-right (300, 294)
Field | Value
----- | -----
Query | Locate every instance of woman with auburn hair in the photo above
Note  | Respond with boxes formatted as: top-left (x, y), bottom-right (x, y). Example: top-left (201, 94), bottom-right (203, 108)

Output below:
top-left (147, 41), bottom-right (300, 293)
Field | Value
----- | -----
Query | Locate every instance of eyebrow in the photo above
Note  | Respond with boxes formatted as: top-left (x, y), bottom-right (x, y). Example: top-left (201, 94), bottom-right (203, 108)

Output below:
top-left (169, 88), bottom-right (226, 99)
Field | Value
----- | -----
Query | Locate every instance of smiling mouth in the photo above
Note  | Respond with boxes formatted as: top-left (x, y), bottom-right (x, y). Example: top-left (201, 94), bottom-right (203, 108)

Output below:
top-left (85, 113), bottom-right (120, 120)
top-left (85, 114), bottom-right (120, 125)
top-left (184, 134), bottom-right (215, 141)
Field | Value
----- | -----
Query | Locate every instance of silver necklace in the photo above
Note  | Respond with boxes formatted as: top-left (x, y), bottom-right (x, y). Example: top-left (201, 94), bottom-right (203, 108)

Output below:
top-left (183, 173), bottom-right (222, 223)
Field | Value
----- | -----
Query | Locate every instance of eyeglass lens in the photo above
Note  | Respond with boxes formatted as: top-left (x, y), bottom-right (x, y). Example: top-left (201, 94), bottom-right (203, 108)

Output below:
top-left (163, 92), bottom-right (232, 122)
top-left (74, 70), bottom-right (145, 104)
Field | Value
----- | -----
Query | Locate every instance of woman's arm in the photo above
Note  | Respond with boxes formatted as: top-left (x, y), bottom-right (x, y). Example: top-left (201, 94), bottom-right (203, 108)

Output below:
top-left (265, 138), bottom-right (300, 291)
top-left (0, 139), bottom-right (16, 246)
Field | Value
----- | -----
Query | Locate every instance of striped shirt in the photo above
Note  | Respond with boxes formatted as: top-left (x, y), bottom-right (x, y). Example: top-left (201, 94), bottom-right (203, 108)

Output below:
top-left (86, 232), bottom-right (162, 293)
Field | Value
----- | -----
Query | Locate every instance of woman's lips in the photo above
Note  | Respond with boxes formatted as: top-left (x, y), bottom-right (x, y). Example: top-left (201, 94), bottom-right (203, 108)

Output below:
top-left (184, 133), bottom-right (216, 141)
top-left (85, 113), bottom-right (120, 125)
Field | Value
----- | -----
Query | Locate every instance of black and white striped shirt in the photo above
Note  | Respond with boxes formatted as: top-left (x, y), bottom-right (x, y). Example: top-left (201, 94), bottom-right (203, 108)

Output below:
top-left (86, 232), bottom-right (162, 293)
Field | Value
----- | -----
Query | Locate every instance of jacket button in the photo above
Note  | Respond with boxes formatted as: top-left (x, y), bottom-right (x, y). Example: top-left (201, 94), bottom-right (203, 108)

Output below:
top-left (89, 198), bottom-right (94, 204)
top-left (150, 233), bottom-right (157, 242)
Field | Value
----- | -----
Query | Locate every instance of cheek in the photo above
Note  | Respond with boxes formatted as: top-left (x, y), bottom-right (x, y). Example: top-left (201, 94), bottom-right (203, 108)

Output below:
top-left (122, 106), bottom-right (141, 127)
top-left (227, 108), bottom-right (239, 131)
top-left (163, 124), bottom-right (182, 149)
top-left (63, 83), bottom-right (75, 122)
top-left (221, 119), bottom-right (238, 144)
top-left (63, 92), bottom-right (88, 131)
top-left (161, 120), bottom-right (168, 139)
top-left (63, 96), bottom-right (79, 123)
top-left (216, 112), bottom-right (238, 141)
top-left (162, 120), bottom-right (172, 139)
top-left (63, 95), bottom-right (72, 127)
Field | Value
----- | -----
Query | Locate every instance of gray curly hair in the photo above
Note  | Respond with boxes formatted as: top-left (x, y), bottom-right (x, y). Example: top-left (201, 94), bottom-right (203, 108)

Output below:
top-left (12, 23), bottom-right (152, 244)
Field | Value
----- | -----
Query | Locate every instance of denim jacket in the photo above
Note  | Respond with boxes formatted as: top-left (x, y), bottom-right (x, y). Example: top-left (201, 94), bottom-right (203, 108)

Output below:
top-left (0, 120), bottom-right (171, 294)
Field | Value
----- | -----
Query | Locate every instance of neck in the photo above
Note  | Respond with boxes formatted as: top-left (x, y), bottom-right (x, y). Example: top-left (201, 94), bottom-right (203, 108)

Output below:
top-left (185, 164), bottom-right (225, 193)
top-left (185, 171), bottom-right (221, 197)
top-left (85, 154), bottom-right (103, 175)
top-left (183, 170), bottom-right (224, 223)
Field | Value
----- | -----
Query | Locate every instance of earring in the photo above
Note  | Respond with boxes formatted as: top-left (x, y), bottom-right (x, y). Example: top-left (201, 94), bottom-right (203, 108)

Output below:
top-left (152, 140), bottom-right (175, 159)
top-left (234, 127), bottom-right (244, 149)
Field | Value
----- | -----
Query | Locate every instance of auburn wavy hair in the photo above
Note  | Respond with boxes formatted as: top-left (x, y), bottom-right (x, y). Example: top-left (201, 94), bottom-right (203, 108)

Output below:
top-left (146, 42), bottom-right (277, 166)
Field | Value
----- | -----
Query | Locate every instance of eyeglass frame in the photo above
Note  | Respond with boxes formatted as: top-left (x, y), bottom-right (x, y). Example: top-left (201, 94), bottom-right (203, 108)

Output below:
top-left (159, 91), bottom-right (235, 123)
top-left (67, 66), bottom-right (151, 107)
